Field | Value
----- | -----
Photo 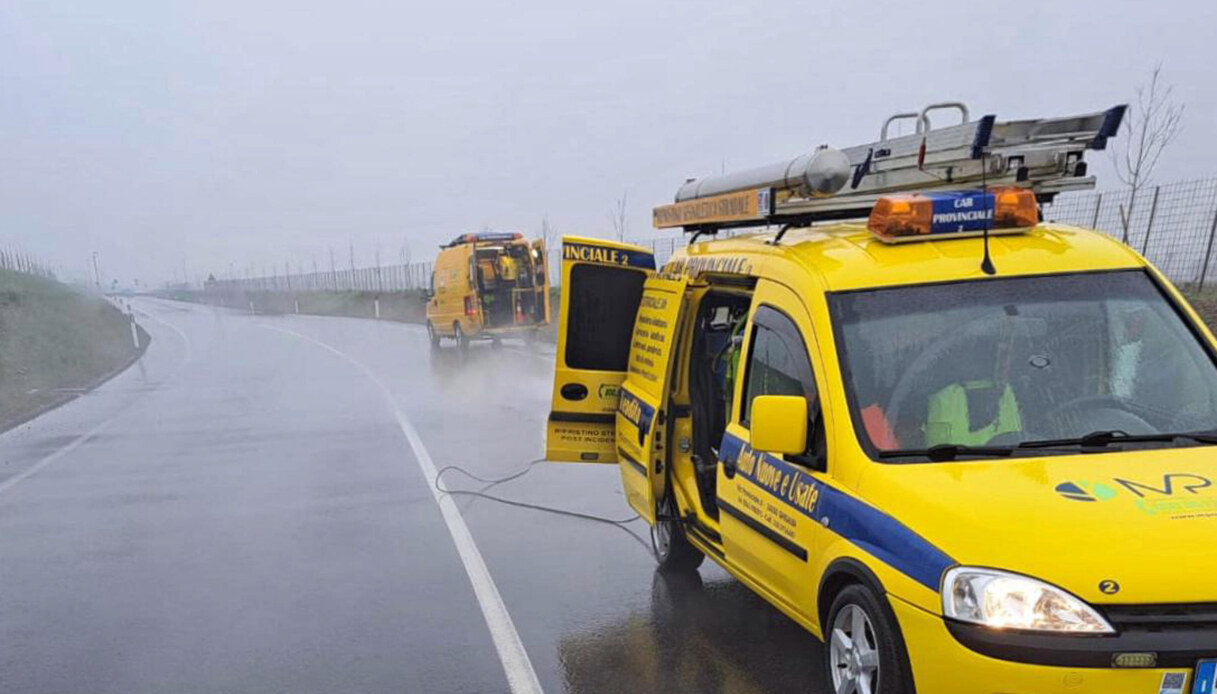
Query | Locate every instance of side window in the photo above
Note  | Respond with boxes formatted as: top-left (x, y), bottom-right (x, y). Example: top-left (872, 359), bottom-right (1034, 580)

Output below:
top-left (742, 324), bottom-right (807, 423)
top-left (740, 305), bottom-right (824, 466)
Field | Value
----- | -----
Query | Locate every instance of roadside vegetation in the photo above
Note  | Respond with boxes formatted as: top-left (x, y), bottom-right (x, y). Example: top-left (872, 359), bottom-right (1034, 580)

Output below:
top-left (162, 286), bottom-right (564, 342)
top-left (160, 288), bottom-right (429, 323)
top-left (0, 269), bottom-right (146, 430)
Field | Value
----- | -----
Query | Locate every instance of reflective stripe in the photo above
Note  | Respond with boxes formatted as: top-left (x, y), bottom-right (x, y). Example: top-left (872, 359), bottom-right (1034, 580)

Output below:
top-left (719, 432), bottom-right (953, 590)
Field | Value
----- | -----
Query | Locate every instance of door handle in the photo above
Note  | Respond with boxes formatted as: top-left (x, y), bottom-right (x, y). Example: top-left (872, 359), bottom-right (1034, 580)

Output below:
top-left (559, 383), bottom-right (588, 401)
top-left (721, 456), bottom-right (737, 479)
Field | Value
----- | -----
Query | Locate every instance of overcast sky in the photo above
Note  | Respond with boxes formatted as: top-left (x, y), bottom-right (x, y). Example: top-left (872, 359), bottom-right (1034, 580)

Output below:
top-left (3, 0), bottom-right (1215, 286)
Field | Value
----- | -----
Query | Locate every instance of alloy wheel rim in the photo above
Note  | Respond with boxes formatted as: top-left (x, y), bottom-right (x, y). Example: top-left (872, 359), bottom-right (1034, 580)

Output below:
top-left (829, 604), bottom-right (880, 694)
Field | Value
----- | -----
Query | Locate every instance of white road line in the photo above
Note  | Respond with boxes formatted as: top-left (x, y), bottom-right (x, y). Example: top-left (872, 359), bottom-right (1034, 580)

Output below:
top-left (134, 302), bottom-right (194, 365)
top-left (257, 323), bottom-right (544, 694)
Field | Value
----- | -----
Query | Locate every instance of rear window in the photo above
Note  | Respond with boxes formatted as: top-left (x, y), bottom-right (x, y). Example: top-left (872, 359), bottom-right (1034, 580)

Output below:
top-left (565, 264), bottom-right (645, 371)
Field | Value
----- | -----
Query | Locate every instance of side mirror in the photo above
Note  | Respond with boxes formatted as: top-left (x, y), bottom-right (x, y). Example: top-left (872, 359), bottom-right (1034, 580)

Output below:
top-left (420, 292), bottom-right (432, 302)
top-left (750, 395), bottom-right (808, 456)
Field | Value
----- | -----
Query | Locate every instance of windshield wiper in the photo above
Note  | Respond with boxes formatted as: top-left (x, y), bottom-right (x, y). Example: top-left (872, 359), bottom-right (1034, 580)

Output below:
top-left (878, 444), bottom-right (1016, 462)
top-left (1018, 430), bottom-right (1217, 450)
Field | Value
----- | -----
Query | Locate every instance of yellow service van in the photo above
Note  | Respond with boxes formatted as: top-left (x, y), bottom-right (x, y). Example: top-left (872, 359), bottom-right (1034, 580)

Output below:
top-left (546, 105), bottom-right (1217, 693)
top-left (425, 232), bottom-right (550, 348)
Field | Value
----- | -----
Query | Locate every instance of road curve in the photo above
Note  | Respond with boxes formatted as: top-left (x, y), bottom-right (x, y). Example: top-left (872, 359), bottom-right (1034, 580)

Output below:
top-left (0, 298), bottom-right (826, 693)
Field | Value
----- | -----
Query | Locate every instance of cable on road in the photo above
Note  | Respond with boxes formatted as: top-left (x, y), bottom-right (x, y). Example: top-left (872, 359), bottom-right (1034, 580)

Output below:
top-left (434, 460), bottom-right (653, 553)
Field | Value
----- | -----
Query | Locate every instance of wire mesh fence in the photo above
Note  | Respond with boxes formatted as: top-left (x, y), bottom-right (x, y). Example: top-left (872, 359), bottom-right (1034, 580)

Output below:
top-left (1043, 178), bottom-right (1217, 287)
top-left (0, 247), bottom-right (55, 279)
top-left (210, 262), bottom-right (436, 293)
top-left (208, 177), bottom-right (1217, 295)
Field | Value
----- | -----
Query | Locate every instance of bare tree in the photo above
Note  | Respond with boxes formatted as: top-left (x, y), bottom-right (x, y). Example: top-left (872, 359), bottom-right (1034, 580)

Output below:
top-left (608, 191), bottom-right (628, 241)
top-left (1112, 64), bottom-right (1184, 243)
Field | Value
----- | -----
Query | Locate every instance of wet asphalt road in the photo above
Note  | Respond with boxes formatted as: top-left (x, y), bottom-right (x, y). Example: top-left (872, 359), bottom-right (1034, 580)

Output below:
top-left (0, 298), bottom-right (826, 693)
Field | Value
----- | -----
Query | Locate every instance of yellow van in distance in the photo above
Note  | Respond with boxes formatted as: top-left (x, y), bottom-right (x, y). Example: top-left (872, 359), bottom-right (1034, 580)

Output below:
top-left (545, 105), bottom-right (1217, 693)
top-left (425, 232), bottom-right (550, 349)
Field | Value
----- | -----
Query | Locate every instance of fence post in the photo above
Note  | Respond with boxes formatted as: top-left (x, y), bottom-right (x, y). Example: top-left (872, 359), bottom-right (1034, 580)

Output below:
top-left (1091, 192), bottom-right (1103, 229)
top-left (1198, 200), bottom-right (1217, 290)
top-left (1140, 186), bottom-right (1161, 255)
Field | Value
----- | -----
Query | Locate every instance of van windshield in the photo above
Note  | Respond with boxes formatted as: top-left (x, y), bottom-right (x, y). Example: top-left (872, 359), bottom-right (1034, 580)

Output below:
top-left (830, 270), bottom-right (1217, 459)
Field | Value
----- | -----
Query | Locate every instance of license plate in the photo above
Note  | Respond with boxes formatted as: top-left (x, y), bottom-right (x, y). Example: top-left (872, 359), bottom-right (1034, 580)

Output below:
top-left (1195, 660), bottom-right (1217, 694)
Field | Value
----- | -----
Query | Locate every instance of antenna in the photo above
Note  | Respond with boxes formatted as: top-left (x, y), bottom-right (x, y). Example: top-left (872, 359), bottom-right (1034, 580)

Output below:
top-left (980, 151), bottom-right (996, 275)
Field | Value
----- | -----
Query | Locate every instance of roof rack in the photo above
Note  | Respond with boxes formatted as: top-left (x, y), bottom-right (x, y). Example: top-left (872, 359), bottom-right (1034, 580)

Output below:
top-left (653, 102), bottom-right (1127, 233)
top-left (442, 231), bottom-right (524, 248)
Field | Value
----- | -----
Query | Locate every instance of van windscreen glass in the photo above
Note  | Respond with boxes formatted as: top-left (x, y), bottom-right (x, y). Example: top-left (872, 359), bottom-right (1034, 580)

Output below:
top-left (565, 264), bottom-right (645, 371)
top-left (830, 270), bottom-right (1217, 460)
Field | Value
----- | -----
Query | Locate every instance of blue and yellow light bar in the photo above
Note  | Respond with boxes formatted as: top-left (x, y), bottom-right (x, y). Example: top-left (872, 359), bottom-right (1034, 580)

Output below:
top-left (867, 188), bottom-right (1039, 244)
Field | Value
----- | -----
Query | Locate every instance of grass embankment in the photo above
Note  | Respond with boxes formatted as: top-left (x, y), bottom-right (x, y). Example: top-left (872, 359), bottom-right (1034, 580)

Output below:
top-left (0, 269), bottom-right (146, 430)
top-left (163, 289), bottom-right (430, 323)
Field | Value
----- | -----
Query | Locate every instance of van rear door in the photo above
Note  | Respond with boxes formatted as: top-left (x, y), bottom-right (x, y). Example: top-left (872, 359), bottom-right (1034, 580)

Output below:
top-left (616, 276), bottom-right (689, 523)
top-left (530, 238), bottom-right (551, 326)
top-left (546, 236), bottom-right (656, 463)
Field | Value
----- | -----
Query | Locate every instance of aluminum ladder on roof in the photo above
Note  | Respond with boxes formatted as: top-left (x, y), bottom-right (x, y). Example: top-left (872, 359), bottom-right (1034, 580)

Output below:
top-left (655, 102), bottom-right (1127, 232)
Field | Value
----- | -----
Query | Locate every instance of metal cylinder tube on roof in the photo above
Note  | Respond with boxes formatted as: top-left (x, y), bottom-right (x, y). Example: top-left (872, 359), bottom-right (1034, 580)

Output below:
top-left (674, 146), bottom-right (851, 202)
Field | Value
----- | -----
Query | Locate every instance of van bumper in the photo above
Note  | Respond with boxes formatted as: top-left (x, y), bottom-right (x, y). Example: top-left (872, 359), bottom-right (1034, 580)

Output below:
top-left (890, 596), bottom-right (1200, 694)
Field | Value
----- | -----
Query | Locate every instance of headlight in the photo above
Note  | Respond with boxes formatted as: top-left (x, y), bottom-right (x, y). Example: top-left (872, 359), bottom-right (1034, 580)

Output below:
top-left (942, 567), bottom-right (1115, 634)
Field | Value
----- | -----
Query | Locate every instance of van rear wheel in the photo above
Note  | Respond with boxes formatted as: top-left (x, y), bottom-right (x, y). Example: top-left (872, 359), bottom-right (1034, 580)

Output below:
top-left (453, 322), bottom-right (469, 351)
top-left (651, 494), bottom-right (704, 572)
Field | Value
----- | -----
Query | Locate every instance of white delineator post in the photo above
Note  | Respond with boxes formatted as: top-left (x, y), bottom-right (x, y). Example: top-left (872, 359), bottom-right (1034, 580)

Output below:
top-left (374, 298), bottom-right (381, 319)
top-left (295, 299), bottom-right (300, 314)
top-left (248, 300), bottom-right (255, 315)
top-left (129, 314), bottom-right (140, 349)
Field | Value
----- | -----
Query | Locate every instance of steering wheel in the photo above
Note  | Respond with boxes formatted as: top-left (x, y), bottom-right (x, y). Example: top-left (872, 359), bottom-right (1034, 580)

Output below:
top-left (1040, 394), bottom-right (1155, 436)
top-left (885, 314), bottom-right (1010, 440)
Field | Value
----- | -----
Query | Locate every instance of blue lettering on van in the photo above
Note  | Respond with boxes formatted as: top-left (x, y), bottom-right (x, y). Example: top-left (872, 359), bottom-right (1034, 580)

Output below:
top-left (617, 389), bottom-right (654, 438)
top-left (719, 431), bottom-right (955, 591)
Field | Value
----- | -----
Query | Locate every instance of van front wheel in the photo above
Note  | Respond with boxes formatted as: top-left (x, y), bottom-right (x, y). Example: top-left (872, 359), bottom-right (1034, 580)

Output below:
top-left (427, 321), bottom-right (440, 349)
top-left (652, 494), bottom-right (704, 573)
top-left (825, 584), bottom-right (913, 694)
